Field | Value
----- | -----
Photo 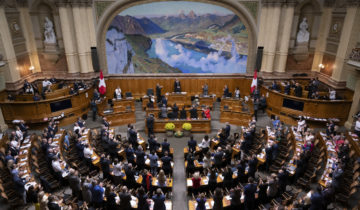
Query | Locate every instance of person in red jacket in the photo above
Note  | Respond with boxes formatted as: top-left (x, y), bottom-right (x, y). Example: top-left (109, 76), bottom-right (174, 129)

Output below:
top-left (192, 172), bottom-right (201, 196)
top-left (203, 106), bottom-right (211, 119)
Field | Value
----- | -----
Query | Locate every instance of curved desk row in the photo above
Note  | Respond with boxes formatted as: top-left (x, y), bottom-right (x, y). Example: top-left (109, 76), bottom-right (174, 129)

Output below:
top-left (260, 86), bottom-right (352, 126)
top-left (0, 88), bottom-right (94, 128)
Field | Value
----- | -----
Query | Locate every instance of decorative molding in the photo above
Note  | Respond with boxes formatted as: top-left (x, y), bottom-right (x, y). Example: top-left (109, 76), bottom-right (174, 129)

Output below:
top-left (239, 1), bottom-right (258, 21)
top-left (95, 1), bottom-right (114, 21)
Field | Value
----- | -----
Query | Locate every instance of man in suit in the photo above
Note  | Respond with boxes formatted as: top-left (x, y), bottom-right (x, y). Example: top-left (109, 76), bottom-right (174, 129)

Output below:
top-left (224, 122), bottom-right (231, 139)
top-left (214, 147), bottom-right (224, 169)
top-left (125, 164), bottom-right (136, 189)
top-left (294, 82), bottom-right (303, 97)
top-left (188, 136), bottom-right (197, 152)
top-left (284, 82), bottom-right (291, 95)
top-left (223, 85), bottom-right (229, 97)
top-left (90, 99), bottom-right (97, 121)
top-left (310, 186), bottom-right (325, 210)
top-left (190, 105), bottom-right (198, 119)
top-left (172, 103), bottom-right (179, 119)
top-left (156, 83), bottom-right (162, 103)
top-left (100, 154), bottom-right (111, 180)
top-left (248, 154), bottom-right (258, 178)
top-left (135, 146), bottom-right (146, 170)
top-left (128, 125), bottom-right (138, 148)
top-left (244, 177), bottom-right (257, 210)
top-left (253, 98), bottom-right (259, 120)
top-left (174, 78), bottom-right (181, 93)
top-left (161, 151), bottom-right (172, 175)
top-left (68, 169), bottom-right (81, 198)
top-left (47, 195), bottom-right (62, 210)
top-left (148, 135), bottom-right (160, 152)
top-left (160, 104), bottom-right (167, 119)
top-left (161, 138), bottom-right (170, 155)
top-left (146, 114), bottom-right (154, 137)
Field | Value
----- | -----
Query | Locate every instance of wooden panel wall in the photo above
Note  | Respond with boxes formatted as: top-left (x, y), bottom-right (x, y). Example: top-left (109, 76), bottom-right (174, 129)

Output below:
top-left (104, 78), bottom-right (252, 99)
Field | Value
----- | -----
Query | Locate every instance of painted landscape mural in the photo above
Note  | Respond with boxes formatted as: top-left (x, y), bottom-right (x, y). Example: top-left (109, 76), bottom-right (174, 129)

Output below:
top-left (106, 1), bottom-right (248, 74)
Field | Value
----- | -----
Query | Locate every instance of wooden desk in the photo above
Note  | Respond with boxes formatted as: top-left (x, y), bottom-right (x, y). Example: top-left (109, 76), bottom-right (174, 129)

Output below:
top-left (98, 99), bottom-right (136, 126)
top-left (198, 96), bottom-right (215, 108)
top-left (188, 196), bottom-right (232, 210)
top-left (0, 88), bottom-right (93, 128)
top-left (261, 86), bottom-right (352, 126)
top-left (166, 92), bottom-right (191, 107)
top-left (220, 110), bottom-right (252, 126)
top-left (146, 119), bottom-right (211, 134)
top-left (146, 107), bottom-right (204, 119)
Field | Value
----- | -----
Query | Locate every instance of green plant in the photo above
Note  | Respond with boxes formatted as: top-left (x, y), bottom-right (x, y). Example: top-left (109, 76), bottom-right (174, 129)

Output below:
top-left (164, 122), bottom-right (175, 131)
top-left (182, 123), bottom-right (192, 131)
top-left (174, 130), bottom-right (183, 137)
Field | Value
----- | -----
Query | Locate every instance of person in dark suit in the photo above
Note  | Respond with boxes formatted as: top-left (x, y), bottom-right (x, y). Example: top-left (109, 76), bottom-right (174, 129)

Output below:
top-left (284, 82), bottom-right (291, 95)
top-left (119, 186), bottom-right (132, 210)
top-left (230, 187), bottom-right (242, 209)
top-left (152, 188), bottom-right (166, 210)
top-left (146, 114), bottom-right (154, 137)
top-left (135, 146), bottom-right (146, 170)
top-left (310, 186), bottom-right (325, 210)
top-left (277, 168), bottom-right (289, 194)
top-left (214, 148), bottom-right (224, 169)
top-left (294, 82), bottom-right (303, 97)
top-left (223, 85), bottom-right (229, 97)
top-left (265, 143), bottom-right (273, 172)
top-left (244, 177), bottom-right (257, 210)
top-left (67, 169), bottom-right (81, 198)
top-left (224, 122), bottom-right (231, 139)
top-left (190, 105), bottom-right (198, 119)
top-left (128, 125), bottom-right (138, 148)
top-left (90, 99), bottom-right (97, 121)
top-left (161, 151), bottom-right (172, 175)
top-left (125, 164), bottom-right (136, 189)
top-left (253, 98), bottom-right (259, 121)
top-left (248, 155), bottom-right (258, 178)
top-left (188, 136), bottom-right (197, 152)
top-left (172, 103), bottom-right (179, 119)
top-left (161, 95), bottom-right (167, 107)
top-left (100, 154), bottom-right (111, 181)
top-left (148, 135), bottom-right (160, 152)
top-left (136, 187), bottom-right (149, 210)
top-left (174, 78), bottom-right (181, 93)
top-left (156, 83), bottom-right (162, 103)
top-left (161, 138), bottom-right (170, 155)
top-left (180, 106), bottom-right (187, 119)
top-left (47, 195), bottom-right (62, 210)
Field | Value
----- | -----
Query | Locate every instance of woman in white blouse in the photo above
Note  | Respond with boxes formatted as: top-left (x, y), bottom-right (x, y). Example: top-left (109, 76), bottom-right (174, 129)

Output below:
top-left (297, 116), bottom-right (306, 135)
top-left (234, 87), bottom-right (240, 98)
top-left (114, 86), bottom-right (122, 99)
top-left (202, 152), bottom-right (212, 172)
top-left (15, 126), bottom-right (23, 141)
top-left (112, 158), bottom-right (123, 185)
top-left (199, 135), bottom-right (210, 154)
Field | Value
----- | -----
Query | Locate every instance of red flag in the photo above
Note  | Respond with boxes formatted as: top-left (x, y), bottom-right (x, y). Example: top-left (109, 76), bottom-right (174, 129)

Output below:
top-left (98, 70), bottom-right (106, 95)
top-left (251, 70), bottom-right (257, 93)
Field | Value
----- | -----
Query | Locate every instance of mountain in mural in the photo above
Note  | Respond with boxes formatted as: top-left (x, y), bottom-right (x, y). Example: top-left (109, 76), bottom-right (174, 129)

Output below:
top-left (149, 11), bottom-right (234, 33)
top-left (220, 15), bottom-right (247, 35)
top-left (110, 15), bottom-right (166, 35)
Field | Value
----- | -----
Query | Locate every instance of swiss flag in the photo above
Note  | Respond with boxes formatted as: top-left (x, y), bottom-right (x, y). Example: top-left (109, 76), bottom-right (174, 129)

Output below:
top-left (250, 70), bottom-right (257, 93)
top-left (98, 70), bottom-right (106, 95)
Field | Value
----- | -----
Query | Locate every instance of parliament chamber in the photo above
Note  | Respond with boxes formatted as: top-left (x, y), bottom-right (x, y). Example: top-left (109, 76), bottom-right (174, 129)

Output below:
top-left (0, 0), bottom-right (360, 210)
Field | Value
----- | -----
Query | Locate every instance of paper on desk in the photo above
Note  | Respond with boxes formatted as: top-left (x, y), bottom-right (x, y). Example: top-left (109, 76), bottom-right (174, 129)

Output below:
top-left (187, 179), bottom-right (192, 186)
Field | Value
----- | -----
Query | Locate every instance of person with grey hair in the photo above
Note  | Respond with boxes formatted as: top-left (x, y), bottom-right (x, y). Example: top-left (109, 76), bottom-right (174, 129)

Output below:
top-left (68, 168), bottom-right (81, 198)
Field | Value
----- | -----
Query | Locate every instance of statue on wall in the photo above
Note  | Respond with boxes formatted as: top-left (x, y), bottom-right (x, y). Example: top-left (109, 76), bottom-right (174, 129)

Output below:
top-left (296, 17), bottom-right (310, 44)
top-left (44, 17), bottom-right (56, 44)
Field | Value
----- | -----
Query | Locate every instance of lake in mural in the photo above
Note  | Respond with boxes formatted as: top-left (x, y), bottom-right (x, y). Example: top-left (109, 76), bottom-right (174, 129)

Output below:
top-left (106, 1), bottom-right (248, 74)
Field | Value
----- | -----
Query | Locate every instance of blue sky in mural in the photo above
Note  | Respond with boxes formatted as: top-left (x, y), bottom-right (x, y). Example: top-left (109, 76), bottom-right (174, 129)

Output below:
top-left (120, 1), bottom-right (233, 17)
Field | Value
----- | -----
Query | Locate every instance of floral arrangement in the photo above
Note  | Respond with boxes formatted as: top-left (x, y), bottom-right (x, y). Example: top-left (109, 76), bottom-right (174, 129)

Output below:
top-left (164, 122), bottom-right (175, 131)
top-left (174, 130), bottom-right (183, 137)
top-left (182, 123), bottom-right (192, 131)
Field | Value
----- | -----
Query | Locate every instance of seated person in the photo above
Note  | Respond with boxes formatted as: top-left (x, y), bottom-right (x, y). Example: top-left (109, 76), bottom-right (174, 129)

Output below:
top-left (114, 86), bottom-right (122, 99)
top-left (202, 106), bottom-right (211, 119)
top-left (294, 83), bottom-right (303, 97)
top-left (33, 93), bottom-right (41, 101)
top-left (69, 87), bottom-right (77, 95)
top-left (271, 81), bottom-right (280, 91)
top-left (171, 103), bottom-right (179, 119)
top-left (50, 77), bottom-right (57, 84)
top-left (24, 85), bottom-right (34, 94)
top-left (329, 89), bottom-right (336, 100)
top-left (147, 97), bottom-right (154, 108)
top-left (57, 80), bottom-right (66, 89)
top-left (190, 105), bottom-right (198, 119)
top-left (284, 82), bottom-right (291, 95)
top-left (23, 79), bottom-right (31, 92)
top-left (7, 94), bottom-right (15, 101)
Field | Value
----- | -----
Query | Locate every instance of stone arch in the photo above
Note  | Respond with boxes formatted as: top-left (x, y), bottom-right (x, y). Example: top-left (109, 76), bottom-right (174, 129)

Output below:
top-left (96, 0), bottom-right (258, 75)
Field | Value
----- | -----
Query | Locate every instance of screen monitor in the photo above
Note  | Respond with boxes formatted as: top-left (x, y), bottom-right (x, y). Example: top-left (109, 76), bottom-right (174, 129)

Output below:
top-left (282, 98), bottom-right (304, 111)
top-left (50, 99), bottom-right (72, 112)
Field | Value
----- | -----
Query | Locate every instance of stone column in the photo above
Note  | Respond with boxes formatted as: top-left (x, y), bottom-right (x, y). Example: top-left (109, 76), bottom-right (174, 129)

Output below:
top-left (345, 76), bottom-right (360, 129)
top-left (257, 4), bottom-right (268, 47)
top-left (274, 3), bottom-right (295, 73)
top-left (18, 7), bottom-right (41, 73)
top-left (72, 4), bottom-right (90, 74)
top-left (80, 6), bottom-right (93, 73)
top-left (86, 6), bottom-right (96, 47)
top-left (331, 6), bottom-right (360, 82)
top-left (59, 3), bottom-right (80, 74)
top-left (261, 3), bottom-right (281, 73)
top-left (0, 6), bottom-right (20, 82)
top-left (311, 7), bottom-right (333, 72)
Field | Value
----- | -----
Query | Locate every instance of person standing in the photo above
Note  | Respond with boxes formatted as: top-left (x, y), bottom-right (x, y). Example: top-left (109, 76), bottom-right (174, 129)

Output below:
top-left (146, 114), bottom-right (154, 137)
top-left (90, 99), bottom-right (97, 121)
top-left (202, 83), bottom-right (208, 96)
top-left (152, 188), bottom-right (166, 210)
top-left (294, 83), bottom-right (303, 97)
top-left (174, 78), bottom-right (181, 93)
top-left (156, 83), bottom-right (162, 103)
top-left (253, 98), bottom-right (259, 121)
top-left (260, 94), bottom-right (267, 113)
